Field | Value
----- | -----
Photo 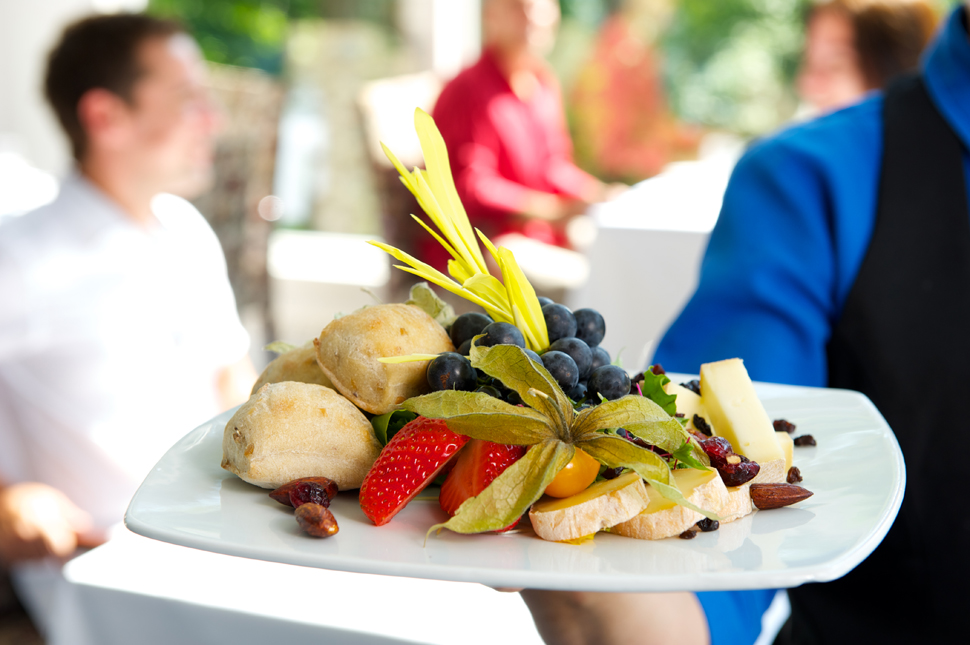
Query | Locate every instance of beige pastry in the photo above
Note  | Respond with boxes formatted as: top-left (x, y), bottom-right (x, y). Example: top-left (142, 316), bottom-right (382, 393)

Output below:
top-left (222, 381), bottom-right (381, 490)
top-left (529, 472), bottom-right (650, 542)
top-left (251, 341), bottom-right (333, 395)
top-left (611, 468), bottom-right (730, 540)
top-left (314, 303), bottom-right (454, 415)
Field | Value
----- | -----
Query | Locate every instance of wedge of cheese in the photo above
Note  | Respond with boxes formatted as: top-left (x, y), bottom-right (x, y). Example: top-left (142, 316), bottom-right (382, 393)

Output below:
top-left (530, 472), bottom-right (650, 543)
top-left (663, 382), bottom-right (711, 433)
top-left (776, 431), bottom-right (794, 471)
top-left (700, 359), bottom-right (786, 483)
top-left (610, 468), bottom-right (729, 540)
top-left (719, 483), bottom-right (754, 523)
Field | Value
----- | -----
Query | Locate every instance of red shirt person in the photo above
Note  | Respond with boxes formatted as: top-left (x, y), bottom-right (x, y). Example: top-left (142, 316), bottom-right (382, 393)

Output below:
top-left (429, 0), bottom-right (605, 268)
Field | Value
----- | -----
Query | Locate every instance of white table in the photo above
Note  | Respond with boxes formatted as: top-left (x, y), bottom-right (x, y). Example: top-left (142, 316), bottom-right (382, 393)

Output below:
top-left (48, 528), bottom-right (544, 645)
top-left (566, 155), bottom-right (736, 370)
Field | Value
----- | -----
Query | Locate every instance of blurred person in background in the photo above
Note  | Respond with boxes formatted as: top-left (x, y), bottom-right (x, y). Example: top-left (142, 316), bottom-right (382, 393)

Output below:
top-left (522, 1), bottom-right (969, 644)
top-left (797, 0), bottom-right (939, 115)
top-left (430, 0), bottom-right (617, 272)
top-left (570, 0), bottom-right (703, 182)
top-left (0, 13), bottom-right (256, 638)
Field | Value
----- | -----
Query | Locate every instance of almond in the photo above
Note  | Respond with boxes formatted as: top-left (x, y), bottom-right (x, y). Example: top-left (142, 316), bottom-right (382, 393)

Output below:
top-left (295, 503), bottom-right (339, 537)
top-left (749, 483), bottom-right (813, 510)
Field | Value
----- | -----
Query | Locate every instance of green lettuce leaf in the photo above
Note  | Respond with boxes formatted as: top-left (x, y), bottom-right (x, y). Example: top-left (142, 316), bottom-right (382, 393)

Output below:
top-left (428, 440), bottom-right (574, 535)
top-left (407, 281), bottom-right (456, 328)
top-left (370, 410), bottom-right (418, 446)
top-left (637, 368), bottom-right (678, 416)
top-left (263, 340), bottom-right (297, 354)
top-left (669, 439), bottom-right (711, 471)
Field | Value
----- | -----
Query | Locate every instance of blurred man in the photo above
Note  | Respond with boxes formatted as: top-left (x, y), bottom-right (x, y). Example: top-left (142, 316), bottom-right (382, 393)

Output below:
top-left (430, 0), bottom-right (611, 270)
top-left (0, 13), bottom-right (255, 635)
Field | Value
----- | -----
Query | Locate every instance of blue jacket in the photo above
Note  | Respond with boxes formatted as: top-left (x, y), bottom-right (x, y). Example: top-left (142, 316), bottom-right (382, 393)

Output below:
top-left (653, 7), bottom-right (970, 644)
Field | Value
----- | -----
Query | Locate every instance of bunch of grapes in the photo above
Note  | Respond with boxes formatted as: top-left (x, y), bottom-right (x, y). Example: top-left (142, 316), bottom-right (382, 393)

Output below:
top-left (426, 299), bottom-right (630, 410)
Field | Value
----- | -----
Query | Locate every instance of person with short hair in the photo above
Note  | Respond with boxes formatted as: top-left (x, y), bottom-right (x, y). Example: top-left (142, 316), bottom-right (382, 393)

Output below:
top-left (0, 13), bottom-right (255, 636)
top-left (798, 0), bottom-right (939, 113)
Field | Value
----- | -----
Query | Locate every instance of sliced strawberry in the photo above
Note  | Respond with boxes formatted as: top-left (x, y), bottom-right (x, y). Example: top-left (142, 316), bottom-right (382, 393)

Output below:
top-left (439, 439), bottom-right (528, 530)
top-left (359, 417), bottom-right (469, 526)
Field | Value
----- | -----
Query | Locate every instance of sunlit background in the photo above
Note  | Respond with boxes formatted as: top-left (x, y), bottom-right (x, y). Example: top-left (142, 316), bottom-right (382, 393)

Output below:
top-left (0, 0), bottom-right (954, 370)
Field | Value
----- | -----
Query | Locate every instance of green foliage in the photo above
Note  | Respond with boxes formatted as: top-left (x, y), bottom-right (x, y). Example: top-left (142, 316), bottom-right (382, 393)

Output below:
top-left (147, 0), bottom-right (394, 75)
top-left (662, 0), bottom-right (808, 134)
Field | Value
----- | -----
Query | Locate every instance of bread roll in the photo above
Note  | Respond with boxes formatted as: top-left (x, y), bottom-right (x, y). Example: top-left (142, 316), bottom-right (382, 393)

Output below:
top-left (222, 381), bottom-right (381, 490)
top-left (251, 341), bottom-right (333, 395)
top-left (314, 304), bottom-right (454, 414)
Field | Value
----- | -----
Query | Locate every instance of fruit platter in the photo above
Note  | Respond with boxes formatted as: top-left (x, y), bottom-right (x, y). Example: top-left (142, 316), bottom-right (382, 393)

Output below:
top-left (125, 110), bottom-right (904, 592)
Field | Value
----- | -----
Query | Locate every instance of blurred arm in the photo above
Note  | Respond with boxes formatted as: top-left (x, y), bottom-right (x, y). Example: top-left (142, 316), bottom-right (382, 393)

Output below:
top-left (0, 481), bottom-right (101, 565)
top-left (216, 354), bottom-right (258, 411)
top-left (520, 590), bottom-right (709, 645)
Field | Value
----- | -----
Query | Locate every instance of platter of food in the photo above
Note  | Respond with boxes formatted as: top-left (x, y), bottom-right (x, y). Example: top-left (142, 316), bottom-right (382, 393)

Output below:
top-left (125, 375), bottom-right (903, 592)
top-left (126, 109), bottom-right (903, 592)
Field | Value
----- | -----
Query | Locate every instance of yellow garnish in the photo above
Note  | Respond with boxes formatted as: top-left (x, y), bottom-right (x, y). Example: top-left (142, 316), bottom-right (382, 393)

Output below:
top-left (560, 534), bottom-right (597, 545)
top-left (369, 108), bottom-right (550, 351)
top-left (377, 354), bottom-right (441, 364)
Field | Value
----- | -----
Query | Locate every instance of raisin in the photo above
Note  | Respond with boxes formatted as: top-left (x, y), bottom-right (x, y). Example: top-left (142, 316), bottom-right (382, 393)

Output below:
top-left (693, 414), bottom-right (713, 436)
top-left (787, 466), bottom-right (803, 483)
top-left (681, 380), bottom-right (701, 395)
top-left (773, 419), bottom-right (796, 434)
top-left (674, 412), bottom-right (685, 418)
top-left (601, 466), bottom-right (624, 480)
top-left (679, 529), bottom-right (697, 539)
top-left (650, 364), bottom-right (666, 376)
top-left (696, 518), bottom-right (720, 532)
top-left (289, 481), bottom-right (333, 508)
top-left (631, 372), bottom-right (646, 385)
top-left (793, 435), bottom-right (817, 447)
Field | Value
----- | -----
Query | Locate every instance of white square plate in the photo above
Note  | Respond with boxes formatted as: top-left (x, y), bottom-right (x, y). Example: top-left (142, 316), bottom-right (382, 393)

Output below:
top-left (125, 378), bottom-right (904, 592)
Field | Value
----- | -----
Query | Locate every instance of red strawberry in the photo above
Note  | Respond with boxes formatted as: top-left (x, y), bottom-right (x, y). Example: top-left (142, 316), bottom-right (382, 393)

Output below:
top-left (439, 439), bottom-right (528, 530)
top-left (359, 417), bottom-right (469, 526)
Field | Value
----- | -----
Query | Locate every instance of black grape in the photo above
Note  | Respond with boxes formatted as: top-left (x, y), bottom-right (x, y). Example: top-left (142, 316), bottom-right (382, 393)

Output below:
top-left (573, 308), bottom-right (606, 347)
top-left (427, 353), bottom-right (477, 392)
top-left (587, 365), bottom-right (631, 401)
top-left (450, 312), bottom-right (493, 348)
top-left (547, 337), bottom-right (593, 379)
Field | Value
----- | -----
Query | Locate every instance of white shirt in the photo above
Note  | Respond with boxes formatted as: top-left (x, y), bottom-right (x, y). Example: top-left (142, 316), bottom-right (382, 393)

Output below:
top-left (0, 174), bottom-right (249, 529)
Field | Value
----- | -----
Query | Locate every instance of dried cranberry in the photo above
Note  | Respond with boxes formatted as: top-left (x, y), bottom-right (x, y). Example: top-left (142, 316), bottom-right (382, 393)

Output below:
top-left (650, 364), bottom-right (666, 376)
top-left (631, 372), bottom-right (646, 385)
top-left (701, 437), bottom-right (760, 486)
top-left (718, 456), bottom-right (761, 487)
top-left (270, 477), bottom-right (338, 507)
top-left (696, 518), bottom-right (719, 532)
top-left (679, 529), bottom-right (697, 539)
top-left (700, 436), bottom-right (733, 461)
top-left (674, 412), bottom-right (685, 418)
top-left (773, 419), bottom-right (796, 434)
top-left (693, 415), bottom-right (713, 436)
top-left (787, 466), bottom-right (803, 483)
top-left (793, 435), bottom-right (817, 447)
top-left (289, 481), bottom-right (333, 508)
top-left (681, 380), bottom-right (701, 395)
